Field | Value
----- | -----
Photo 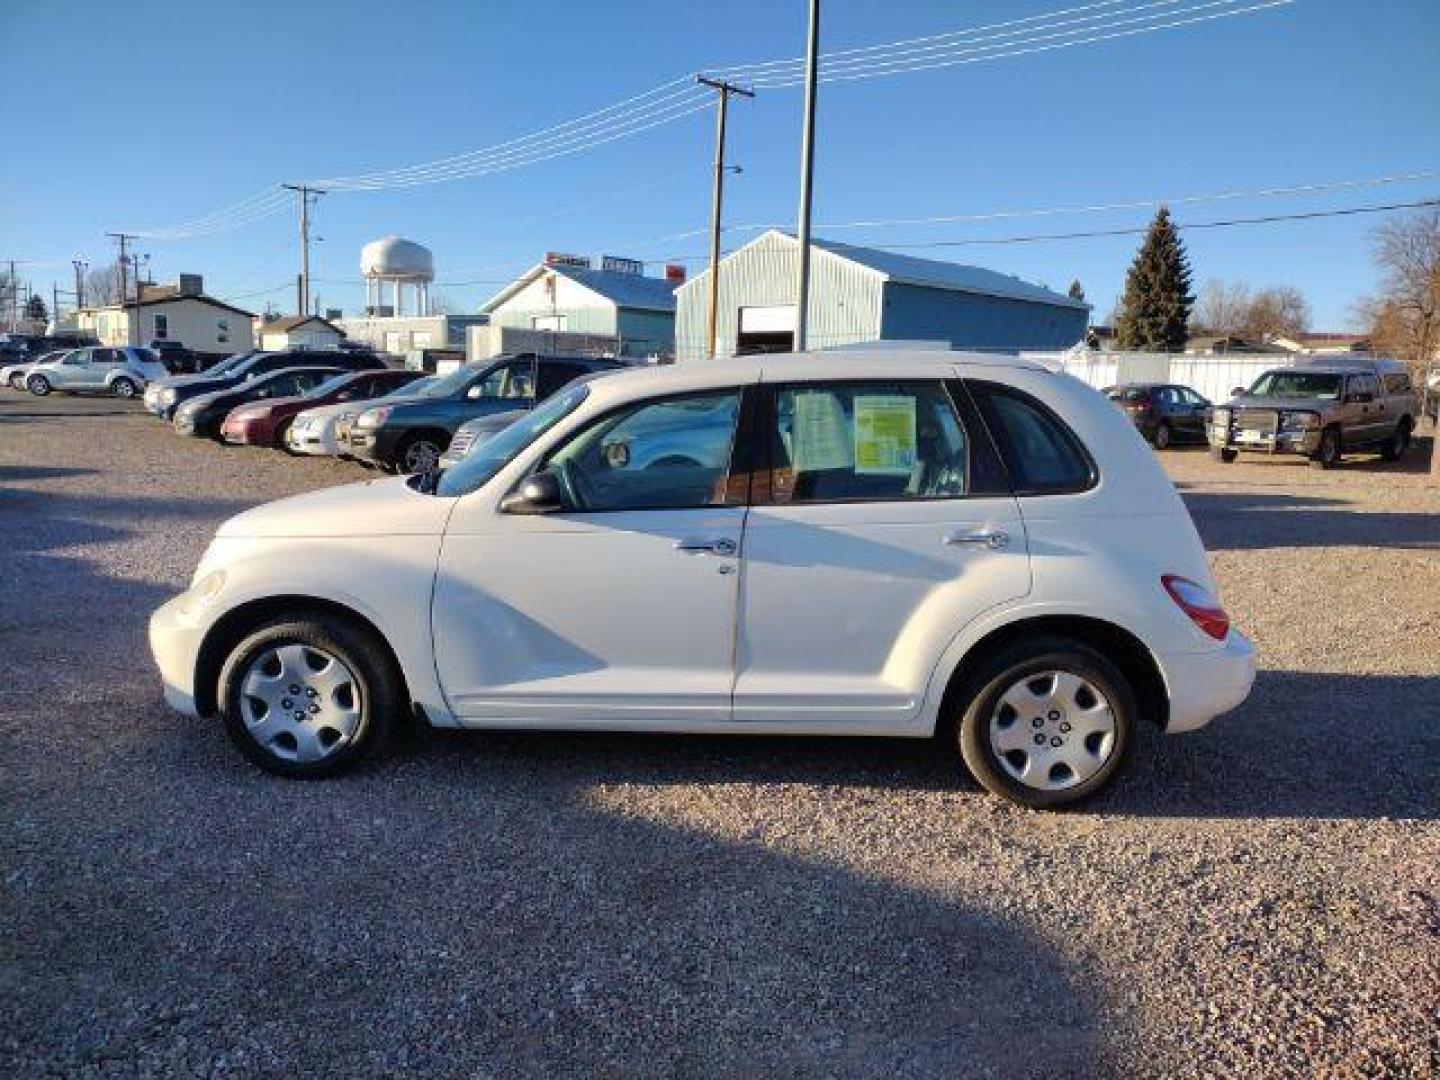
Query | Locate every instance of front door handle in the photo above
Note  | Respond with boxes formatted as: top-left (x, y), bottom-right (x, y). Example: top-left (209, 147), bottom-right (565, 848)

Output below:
top-left (674, 537), bottom-right (737, 556)
top-left (944, 528), bottom-right (1010, 550)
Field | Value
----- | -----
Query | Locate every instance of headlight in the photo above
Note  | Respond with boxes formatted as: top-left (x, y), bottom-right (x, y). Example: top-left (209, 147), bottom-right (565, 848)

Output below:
top-left (356, 406), bottom-right (391, 429)
top-left (1280, 411), bottom-right (1319, 432)
top-left (160, 388), bottom-right (177, 403)
top-left (1212, 407), bottom-right (1231, 426)
top-left (189, 569), bottom-right (227, 602)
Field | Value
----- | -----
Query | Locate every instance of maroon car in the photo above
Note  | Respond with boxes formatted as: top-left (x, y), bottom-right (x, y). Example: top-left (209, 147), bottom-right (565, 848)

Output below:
top-left (221, 368), bottom-right (420, 449)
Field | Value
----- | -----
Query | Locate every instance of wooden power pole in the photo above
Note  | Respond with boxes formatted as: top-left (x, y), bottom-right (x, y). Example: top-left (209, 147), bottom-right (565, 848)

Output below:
top-left (697, 77), bottom-right (753, 359)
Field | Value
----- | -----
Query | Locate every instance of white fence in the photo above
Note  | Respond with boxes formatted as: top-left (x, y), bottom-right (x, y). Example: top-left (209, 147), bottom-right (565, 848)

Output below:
top-left (1022, 350), bottom-right (1300, 403)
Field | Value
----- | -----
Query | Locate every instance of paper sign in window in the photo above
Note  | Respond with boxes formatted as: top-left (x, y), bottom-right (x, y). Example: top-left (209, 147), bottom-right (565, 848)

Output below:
top-left (790, 392), bottom-right (853, 472)
top-left (854, 395), bottom-right (917, 476)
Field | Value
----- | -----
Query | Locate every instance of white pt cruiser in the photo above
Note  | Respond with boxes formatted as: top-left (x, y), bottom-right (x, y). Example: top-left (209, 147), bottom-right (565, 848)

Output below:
top-left (151, 351), bottom-right (1255, 808)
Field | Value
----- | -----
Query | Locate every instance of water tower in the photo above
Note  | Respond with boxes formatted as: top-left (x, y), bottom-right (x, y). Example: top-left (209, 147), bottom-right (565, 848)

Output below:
top-left (361, 235), bottom-right (434, 317)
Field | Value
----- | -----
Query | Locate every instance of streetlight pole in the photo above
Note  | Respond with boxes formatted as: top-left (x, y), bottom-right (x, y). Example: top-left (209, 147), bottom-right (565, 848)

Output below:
top-left (697, 76), bottom-right (753, 360)
top-left (794, 0), bottom-right (821, 352)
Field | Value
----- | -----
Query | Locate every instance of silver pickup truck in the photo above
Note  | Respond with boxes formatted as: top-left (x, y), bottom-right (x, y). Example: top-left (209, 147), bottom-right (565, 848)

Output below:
top-left (1208, 358), bottom-right (1419, 469)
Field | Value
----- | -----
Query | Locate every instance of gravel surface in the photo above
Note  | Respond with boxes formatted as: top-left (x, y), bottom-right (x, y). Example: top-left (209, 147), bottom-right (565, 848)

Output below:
top-left (2, 392), bottom-right (1437, 1078)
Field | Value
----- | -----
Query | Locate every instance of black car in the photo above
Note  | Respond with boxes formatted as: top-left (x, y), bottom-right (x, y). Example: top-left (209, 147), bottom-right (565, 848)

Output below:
top-left (147, 339), bottom-right (196, 374)
top-left (172, 365), bottom-right (344, 439)
top-left (348, 354), bottom-right (623, 472)
top-left (1103, 383), bottom-right (1211, 448)
top-left (145, 349), bottom-right (388, 420)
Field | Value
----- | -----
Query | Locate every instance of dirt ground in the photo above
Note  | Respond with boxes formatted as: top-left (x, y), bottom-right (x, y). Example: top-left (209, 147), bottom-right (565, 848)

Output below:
top-left (2, 393), bottom-right (1437, 1077)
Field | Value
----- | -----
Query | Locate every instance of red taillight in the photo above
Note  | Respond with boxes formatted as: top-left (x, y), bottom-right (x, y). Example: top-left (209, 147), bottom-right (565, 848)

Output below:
top-left (1162, 575), bottom-right (1230, 641)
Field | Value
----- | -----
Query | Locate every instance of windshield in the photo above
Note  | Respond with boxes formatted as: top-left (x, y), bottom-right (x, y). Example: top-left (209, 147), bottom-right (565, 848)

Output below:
top-left (206, 354), bottom-right (249, 376)
top-left (382, 375), bottom-right (434, 400)
top-left (1247, 371), bottom-right (1343, 399)
top-left (305, 373), bottom-right (356, 399)
top-left (1111, 387), bottom-right (1152, 402)
top-left (416, 364), bottom-right (482, 398)
top-left (436, 384), bottom-right (590, 498)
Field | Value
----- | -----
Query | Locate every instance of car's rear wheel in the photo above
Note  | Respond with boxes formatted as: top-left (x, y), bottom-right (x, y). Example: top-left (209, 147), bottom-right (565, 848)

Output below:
top-left (218, 613), bottom-right (402, 778)
top-left (1379, 418), bottom-right (1412, 462)
top-left (396, 433), bottom-right (445, 473)
top-left (26, 374), bottom-right (51, 396)
top-left (111, 377), bottom-right (137, 399)
top-left (953, 636), bottom-right (1134, 810)
top-left (1309, 425), bottom-right (1341, 469)
top-left (1152, 421), bottom-right (1172, 450)
top-left (1211, 447), bottom-right (1237, 463)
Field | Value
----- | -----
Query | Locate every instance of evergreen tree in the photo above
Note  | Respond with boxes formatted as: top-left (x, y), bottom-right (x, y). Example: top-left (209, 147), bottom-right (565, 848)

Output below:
top-left (1115, 207), bottom-right (1193, 351)
top-left (1067, 279), bottom-right (1085, 302)
top-left (25, 294), bottom-right (48, 324)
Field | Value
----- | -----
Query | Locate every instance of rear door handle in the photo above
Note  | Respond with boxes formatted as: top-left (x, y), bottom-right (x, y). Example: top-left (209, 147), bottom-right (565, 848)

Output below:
top-left (944, 528), bottom-right (1010, 550)
top-left (674, 537), bottom-right (737, 556)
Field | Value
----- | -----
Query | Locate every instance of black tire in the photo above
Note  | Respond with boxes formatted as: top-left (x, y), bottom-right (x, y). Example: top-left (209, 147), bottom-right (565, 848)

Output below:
top-left (26, 374), bottom-right (51, 396)
top-left (111, 377), bottom-right (138, 399)
top-left (1379, 418), bottom-right (1412, 462)
top-left (394, 432), bottom-right (446, 474)
top-left (1211, 447), bottom-right (1237, 463)
top-left (217, 612), bottom-right (403, 778)
top-left (1309, 425), bottom-right (1341, 469)
top-left (1151, 421), bottom-right (1172, 450)
top-left (951, 635), bottom-right (1135, 810)
top-left (274, 417), bottom-right (297, 453)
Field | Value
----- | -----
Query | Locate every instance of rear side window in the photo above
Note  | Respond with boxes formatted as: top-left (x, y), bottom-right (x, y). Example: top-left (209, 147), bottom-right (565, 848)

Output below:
top-left (967, 381), bottom-right (1095, 496)
top-left (1383, 373), bottom-right (1412, 394)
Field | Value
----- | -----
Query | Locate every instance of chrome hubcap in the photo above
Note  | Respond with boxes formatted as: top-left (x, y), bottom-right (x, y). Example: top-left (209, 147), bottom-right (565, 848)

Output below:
top-left (238, 643), bottom-right (362, 763)
top-left (404, 441), bottom-right (440, 472)
top-left (989, 670), bottom-right (1116, 791)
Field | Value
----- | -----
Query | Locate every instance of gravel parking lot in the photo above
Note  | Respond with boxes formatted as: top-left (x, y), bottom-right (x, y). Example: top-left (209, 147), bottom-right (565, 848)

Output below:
top-left (2, 392), bottom-right (1437, 1077)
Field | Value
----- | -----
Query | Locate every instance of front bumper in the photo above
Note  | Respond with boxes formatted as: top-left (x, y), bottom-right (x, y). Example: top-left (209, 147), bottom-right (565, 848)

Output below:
top-left (1209, 423), bottom-right (1321, 456)
top-left (1159, 630), bottom-right (1257, 733)
top-left (149, 591), bottom-right (209, 717)
top-left (346, 425), bottom-right (398, 466)
top-left (221, 420), bottom-right (264, 445)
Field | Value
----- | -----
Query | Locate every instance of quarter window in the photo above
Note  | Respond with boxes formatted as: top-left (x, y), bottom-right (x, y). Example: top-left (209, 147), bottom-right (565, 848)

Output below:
top-left (543, 390), bottom-right (741, 512)
top-left (764, 381), bottom-right (970, 503)
top-left (968, 381), bottom-right (1095, 495)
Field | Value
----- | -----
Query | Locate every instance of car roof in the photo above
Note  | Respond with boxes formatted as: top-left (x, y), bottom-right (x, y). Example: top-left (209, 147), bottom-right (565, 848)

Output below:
top-left (1279, 357), bottom-right (1408, 375)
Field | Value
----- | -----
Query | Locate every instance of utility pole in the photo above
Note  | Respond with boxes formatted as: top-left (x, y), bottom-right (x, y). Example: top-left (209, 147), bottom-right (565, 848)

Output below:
top-left (106, 233), bottom-right (138, 345)
top-left (793, 0), bottom-right (821, 352)
top-left (697, 76), bottom-right (753, 359)
top-left (73, 259), bottom-right (88, 310)
top-left (5, 260), bottom-right (14, 332)
top-left (282, 184), bottom-right (325, 317)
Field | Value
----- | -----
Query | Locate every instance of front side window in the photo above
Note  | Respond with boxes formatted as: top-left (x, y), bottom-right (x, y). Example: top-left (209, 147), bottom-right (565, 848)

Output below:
top-left (1383, 373), bottom-right (1412, 394)
top-left (470, 361), bottom-right (531, 400)
top-left (537, 362), bottom-right (590, 398)
top-left (542, 390), bottom-right (741, 512)
top-left (766, 381), bottom-right (969, 504)
top-left (1348, 374), bottom-right (1379, 399)
top-left (968, 381), bottom-right (1095, 496)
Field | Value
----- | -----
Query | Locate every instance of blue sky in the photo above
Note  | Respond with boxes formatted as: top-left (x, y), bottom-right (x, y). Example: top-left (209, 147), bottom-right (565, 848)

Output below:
top-left (3, 0), bottom-right (1437, 329)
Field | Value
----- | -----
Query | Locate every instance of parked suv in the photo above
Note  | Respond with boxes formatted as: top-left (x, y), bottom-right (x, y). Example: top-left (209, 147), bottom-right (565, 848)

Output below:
top-left (1209, 358), bottom-right (1419, 468)
top-left (1103, 383), bottom-right (1211, 448)
top-left (25, 346), bottom-right (169, 398)
top-left (348, 353), bottom-right (621, 473)
top-left (149, 350), bottom-right (1255, 809)
top-left (144, 349), bottom-right (387, 420)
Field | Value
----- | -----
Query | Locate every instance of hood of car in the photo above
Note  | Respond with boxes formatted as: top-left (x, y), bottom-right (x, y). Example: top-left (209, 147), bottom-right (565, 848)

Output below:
top-left (176, 387), bottom-right (241, 416)
top-left (217, 475), bottom-right (454, 539)
top-left (1225, 395), bottom-right (1332, 412)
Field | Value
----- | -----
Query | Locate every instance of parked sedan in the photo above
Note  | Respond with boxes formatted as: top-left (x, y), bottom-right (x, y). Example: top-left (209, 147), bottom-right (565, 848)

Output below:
top-left (25, 346), bottom-right (169, 398)
top-left (174, 366), bottom-right (343, 439)
top-left (144, 349), bottom-right (387, 420)
top-left (150, 349), bottom-right (1256, 809)
top-left (287, 376), bottom-right (438, 458)
top-left (348, 354), bottom-right (622, 473)
top-left (1104, 383), bottom-right (1211, 448)
top-left (221, 368), bottom-right (423, 450)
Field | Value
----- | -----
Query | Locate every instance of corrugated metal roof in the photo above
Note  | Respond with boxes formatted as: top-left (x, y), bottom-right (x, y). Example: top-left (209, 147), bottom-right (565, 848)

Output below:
top-left (482, 264), bottom-right (677, 314)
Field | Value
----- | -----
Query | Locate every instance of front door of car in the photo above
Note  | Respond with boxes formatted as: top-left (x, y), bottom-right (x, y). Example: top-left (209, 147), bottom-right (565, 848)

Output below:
top-left (1343, 373), bottom-right (1382, 446)
top-left (733, 379), bottom-right (1031, 729)
top-left (433, 386), bottom-right (750, 725)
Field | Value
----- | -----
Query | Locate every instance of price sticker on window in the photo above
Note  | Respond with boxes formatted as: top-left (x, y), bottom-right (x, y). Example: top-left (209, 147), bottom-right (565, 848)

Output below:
top-left (854, 395), bottom-right (917, 476)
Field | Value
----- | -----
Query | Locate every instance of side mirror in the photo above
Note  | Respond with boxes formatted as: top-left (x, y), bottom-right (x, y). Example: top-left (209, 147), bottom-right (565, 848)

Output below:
top-left (499, 470), bottom-right (565, 514)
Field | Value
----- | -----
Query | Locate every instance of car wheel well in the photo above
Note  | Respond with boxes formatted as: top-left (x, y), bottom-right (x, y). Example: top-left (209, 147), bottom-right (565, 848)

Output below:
top-left (194, 595), bottom-right (408, 718)
top-left (937, 615), bottom-right (1169, 735)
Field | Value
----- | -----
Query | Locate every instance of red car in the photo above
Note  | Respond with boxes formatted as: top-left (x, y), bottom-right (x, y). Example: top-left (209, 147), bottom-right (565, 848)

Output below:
top-left (221, 368), bottom-right (421, 449)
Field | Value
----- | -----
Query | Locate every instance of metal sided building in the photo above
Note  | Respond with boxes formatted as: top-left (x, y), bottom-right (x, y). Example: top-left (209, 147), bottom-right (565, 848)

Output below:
top-left (674, 229), bottom-right (1089, 361)
top-left (480, 257), bottom-right (678, 359)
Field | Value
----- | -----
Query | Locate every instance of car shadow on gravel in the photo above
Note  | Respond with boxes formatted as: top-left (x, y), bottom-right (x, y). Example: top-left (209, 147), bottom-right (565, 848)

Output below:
top-left (1103, 669), bottom-right (1440, 821)
top-left (1181, 490), bottom-right (1440, 550)
top-left (0, 464), bottom-right (98, 481)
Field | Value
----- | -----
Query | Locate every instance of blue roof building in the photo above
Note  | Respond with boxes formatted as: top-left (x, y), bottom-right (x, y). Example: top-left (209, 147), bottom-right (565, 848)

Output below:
top-left (481, 261), bottom-right (677, 358)
top-left (674, 229), bottom-right (1089, 361)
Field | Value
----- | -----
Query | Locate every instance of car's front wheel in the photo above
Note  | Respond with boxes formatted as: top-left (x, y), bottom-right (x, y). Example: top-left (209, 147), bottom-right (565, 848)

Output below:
top-left (953, 636), bottom-right (1134, 809)
top-left (1309, 425), bottom-right (1341, 469)
top-left (396, 433), bottom-right (445, 473)
top-left (1379, 418), bottom-right (1412, 462)
top-left (217, 613), bottom-right (402, 778)
top-left (26, 374), bottom-right (51, 396)
top-left (1151, 421), bottom-right (1172, 450)
top-left (111, 377), bottom-right (138, 399)
top-left (1211, 447), bottom-right (1237, 463)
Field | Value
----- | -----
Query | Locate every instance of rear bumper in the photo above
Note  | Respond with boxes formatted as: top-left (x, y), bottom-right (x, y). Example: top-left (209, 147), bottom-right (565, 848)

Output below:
top-left (1159, 630), bottom-right (1257, 733)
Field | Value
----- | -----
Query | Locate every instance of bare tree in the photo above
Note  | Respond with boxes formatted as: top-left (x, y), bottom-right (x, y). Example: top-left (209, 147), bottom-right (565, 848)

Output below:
top-left (1194, 278), bottom-right (1252, 335)
top-left (1244, 285), bottom-right (1311, 339)
top-left (1361, 208), bottom-right (1439, 367)
top-left (427, 290), bottom-right (460, 316)
top-left (83, 263), bottom-right (125, 307)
